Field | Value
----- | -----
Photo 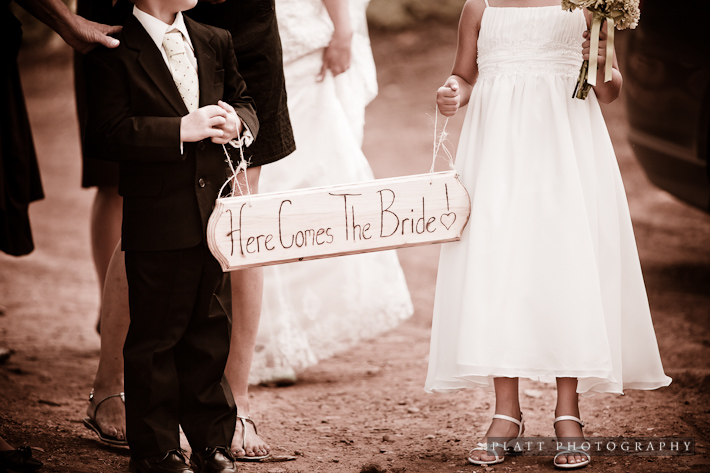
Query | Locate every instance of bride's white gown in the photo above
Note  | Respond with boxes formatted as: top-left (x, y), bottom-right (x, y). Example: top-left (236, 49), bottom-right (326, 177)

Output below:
top-left (248, 0), bottom-right (413, 384)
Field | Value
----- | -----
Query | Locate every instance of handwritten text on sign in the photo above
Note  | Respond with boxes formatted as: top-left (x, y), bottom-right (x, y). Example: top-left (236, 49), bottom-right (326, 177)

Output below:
top-left (207, 171), bottom-right (471, 271)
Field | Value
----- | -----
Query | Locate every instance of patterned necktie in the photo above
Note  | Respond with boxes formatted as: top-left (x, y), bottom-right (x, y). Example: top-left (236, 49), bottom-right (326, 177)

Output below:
top-left (162, 29), bottom-right (199, 112)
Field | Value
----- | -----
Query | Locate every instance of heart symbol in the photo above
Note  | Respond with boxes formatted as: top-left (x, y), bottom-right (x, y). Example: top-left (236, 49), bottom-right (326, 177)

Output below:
top-left (440, 212), bottom-right (456, 230)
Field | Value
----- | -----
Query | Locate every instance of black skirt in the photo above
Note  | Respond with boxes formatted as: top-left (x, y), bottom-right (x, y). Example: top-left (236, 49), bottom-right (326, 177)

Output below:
top-left (0, 3), bottom-right (45, 256)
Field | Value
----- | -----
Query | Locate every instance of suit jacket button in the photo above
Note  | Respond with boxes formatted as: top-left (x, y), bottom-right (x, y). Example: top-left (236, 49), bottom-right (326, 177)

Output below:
top-left (198, 142), bottom-right (206, 151)
top-left (198, 178), bottom-right (206, 188)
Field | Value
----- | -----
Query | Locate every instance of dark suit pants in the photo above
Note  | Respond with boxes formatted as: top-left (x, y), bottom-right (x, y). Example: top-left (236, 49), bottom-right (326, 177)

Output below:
top-left (124, 244), bottom-right (235, 459)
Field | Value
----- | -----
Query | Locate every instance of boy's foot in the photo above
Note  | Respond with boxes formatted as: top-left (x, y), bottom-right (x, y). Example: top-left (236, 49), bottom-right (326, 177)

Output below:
top-left (553, 415), bottom-right (591, 469)
top-left (190, 446), bottom-right (237, 473)
top-left (129, 450), bottom-right (193, 473)
top-left (468, 412), bottom-right (523, 464)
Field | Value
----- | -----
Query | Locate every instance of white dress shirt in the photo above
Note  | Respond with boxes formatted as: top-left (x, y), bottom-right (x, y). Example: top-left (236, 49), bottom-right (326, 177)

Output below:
top-left (133, 6), bottom-right (198, 72)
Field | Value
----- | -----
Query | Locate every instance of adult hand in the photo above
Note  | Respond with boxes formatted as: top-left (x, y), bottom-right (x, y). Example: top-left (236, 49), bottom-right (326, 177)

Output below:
top-left (59, 15), bottom-right (122, 54)
top-left (317, 29), bottom-right (352, 81)
top-left (15, 0), bottom-right (122, 54)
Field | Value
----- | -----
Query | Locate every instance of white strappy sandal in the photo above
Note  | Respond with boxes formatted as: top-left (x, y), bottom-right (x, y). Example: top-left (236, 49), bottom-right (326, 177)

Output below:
top-left (234, 415), bottom-right (271, 462)
top-left (467, 413), bottom-right (524, 466)
top-left (553, 415), bottom-right (591, 469)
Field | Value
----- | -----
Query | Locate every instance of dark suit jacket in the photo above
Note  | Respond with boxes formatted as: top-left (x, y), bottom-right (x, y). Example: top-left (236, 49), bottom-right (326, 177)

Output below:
top-left (188, 0), bottom-right (295, 165)
top-left (84, 14), bottom-right (259, 252)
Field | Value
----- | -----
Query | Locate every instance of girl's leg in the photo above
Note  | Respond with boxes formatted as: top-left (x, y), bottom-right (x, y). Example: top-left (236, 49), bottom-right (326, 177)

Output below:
top-left (554, 377), bottom-right (587, 466)
top-left (87, 241), bottom-right (128, 441)
top-left (469, 377), bottom-right (523, 463)
top-left (224, 166), bottom-right (270, 458)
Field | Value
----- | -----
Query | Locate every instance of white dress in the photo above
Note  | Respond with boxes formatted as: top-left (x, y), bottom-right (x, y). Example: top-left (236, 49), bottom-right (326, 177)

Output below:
top-left (249, 0), bottom-right (413, 384)
top-left (425, 5), bottom-right (671, 396)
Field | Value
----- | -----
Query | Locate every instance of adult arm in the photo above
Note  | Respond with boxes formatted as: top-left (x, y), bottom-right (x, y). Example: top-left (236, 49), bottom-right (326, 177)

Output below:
top-left (317, 0), bottom-right (353, 80)
top-left (221, 30), bottom-right (260, 140)
top-left (15, 0), bottom-right (121, 53)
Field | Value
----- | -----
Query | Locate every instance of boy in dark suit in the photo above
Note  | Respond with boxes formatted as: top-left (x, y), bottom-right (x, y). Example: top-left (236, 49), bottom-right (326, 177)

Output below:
top-left (83, 0), bottom-right (259, 471)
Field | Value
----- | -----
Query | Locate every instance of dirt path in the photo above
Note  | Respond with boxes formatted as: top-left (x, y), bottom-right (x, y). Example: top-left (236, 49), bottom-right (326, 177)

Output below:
top-left (1, 24), bottom-right (709, 473)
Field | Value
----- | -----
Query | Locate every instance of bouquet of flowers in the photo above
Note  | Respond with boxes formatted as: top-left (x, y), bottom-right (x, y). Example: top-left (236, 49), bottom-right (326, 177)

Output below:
top-left (562, 0), bottom-right (640, 99)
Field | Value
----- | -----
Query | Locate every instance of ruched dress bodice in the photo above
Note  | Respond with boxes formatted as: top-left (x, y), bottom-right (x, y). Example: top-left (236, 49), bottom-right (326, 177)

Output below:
top-left (477, 6), bottom-right (585, 81)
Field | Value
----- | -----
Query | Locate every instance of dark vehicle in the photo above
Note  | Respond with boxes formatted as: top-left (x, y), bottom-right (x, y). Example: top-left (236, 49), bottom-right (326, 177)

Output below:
top-left (622, 0), bottom-right (710, 212)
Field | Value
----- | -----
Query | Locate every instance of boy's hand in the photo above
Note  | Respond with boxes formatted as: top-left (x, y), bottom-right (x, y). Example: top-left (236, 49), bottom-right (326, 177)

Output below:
top-left (437, 77), bottom-right (460, 117)
top-left (211, 100), bottom-right (243, 144)
top-left (180, 105), bottom-right (228, 143)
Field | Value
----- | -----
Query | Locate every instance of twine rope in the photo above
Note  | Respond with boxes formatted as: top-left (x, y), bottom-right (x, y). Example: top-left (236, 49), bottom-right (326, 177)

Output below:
top-left (218, 129), bottom-right (253, 206)
top-left (429, 103), bottom-right (455, 175)
top-left (219, 104), bottom-right (454, 202)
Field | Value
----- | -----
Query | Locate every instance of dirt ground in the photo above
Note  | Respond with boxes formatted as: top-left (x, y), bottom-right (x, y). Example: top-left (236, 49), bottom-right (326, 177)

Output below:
top-left (1, 22), bottom-right (709, 473)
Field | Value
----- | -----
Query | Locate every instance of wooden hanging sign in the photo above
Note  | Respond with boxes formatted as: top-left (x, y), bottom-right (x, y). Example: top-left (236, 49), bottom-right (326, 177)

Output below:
top-left (207, 170), bottom-right (471, 271)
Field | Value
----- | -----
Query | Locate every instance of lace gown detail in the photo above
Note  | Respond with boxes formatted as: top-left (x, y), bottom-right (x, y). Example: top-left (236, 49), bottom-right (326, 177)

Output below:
top-left (424, 6), bottom-right (671, 396)
top-left (249, 0), bottom-right (413, 384)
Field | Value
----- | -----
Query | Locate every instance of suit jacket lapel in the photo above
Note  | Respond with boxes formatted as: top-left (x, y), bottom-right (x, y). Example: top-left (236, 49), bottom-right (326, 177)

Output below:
top-left (123, 15), bottom-right (188, 116)
top-left (185, 17), bottom-right (217, 108)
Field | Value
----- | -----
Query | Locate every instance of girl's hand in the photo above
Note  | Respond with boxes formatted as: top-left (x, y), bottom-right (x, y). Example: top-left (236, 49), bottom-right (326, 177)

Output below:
top-left (581, 26), bottom-right (608, 71)
top-left (581, 13), bottom-right (622, 103)
top-left (437, 77), bottom-right (460, 117)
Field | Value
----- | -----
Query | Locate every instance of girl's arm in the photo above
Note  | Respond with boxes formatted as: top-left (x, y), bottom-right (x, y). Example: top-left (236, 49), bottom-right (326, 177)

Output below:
top-left (437, 0), bottom-right (484, 116)
top-left (318, 0), bottom-right (353, 81)
top-left (582, 11), bottom-right (622, 103)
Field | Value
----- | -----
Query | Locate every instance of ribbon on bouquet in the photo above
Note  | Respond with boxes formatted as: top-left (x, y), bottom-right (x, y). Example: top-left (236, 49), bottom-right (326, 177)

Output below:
top-left (586, 10), bottom-right (621, 86)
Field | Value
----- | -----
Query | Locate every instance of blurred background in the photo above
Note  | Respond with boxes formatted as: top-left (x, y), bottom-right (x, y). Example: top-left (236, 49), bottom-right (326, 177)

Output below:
top-left (2, 1), bottom-right (709, 472)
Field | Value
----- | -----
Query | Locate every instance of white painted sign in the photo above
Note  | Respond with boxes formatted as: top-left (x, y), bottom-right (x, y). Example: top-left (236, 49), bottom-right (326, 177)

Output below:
top-left (207, 170), bottom-right (471, 271)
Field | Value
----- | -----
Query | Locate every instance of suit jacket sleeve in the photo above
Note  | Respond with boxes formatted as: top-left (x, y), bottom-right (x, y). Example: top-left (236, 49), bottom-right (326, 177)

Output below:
top-left (220, 29), bottom-right (259, 141)
top-left (83, 46), bottom-right (184, 164)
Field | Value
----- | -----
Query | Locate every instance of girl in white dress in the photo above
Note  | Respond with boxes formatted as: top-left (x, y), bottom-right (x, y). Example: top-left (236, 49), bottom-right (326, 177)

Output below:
top-left (249, 0), bottom-right (414, 385)
top-left (428, 0), bottom-right (671, 468)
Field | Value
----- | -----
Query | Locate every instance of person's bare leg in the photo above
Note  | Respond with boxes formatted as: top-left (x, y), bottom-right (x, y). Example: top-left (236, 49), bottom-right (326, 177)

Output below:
top-left (554, 377), bottom-right (587, 466)
top-left (469, 377), bottom-right (522, 463)
top-left (90, 186), bottom-right (122, 331)
top-left (224, 166), bottom-right (270, 458)
top-left (86, 241), bottom-right (128, 441)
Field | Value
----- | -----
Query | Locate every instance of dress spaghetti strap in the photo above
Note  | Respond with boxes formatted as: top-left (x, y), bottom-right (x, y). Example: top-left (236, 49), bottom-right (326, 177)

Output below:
top-left (484, 0), bottom-right (489, 7)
